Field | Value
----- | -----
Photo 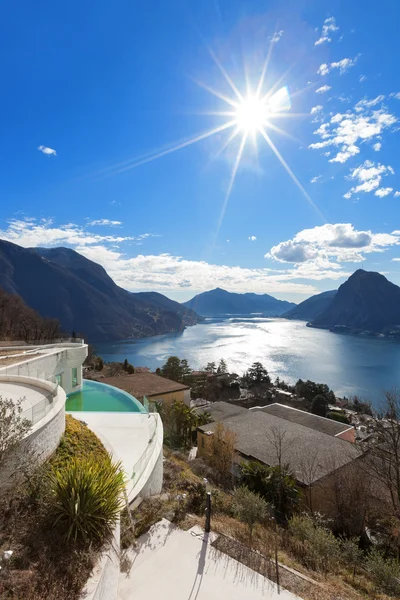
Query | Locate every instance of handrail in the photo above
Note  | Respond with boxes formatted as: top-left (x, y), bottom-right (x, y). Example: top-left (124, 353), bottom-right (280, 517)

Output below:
top-left (0, 369), bottom-right (60, 426)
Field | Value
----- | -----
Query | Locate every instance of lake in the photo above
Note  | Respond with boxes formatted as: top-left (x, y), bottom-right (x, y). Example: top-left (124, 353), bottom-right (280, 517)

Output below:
top-left (94, 318), bottom-right (400, 407)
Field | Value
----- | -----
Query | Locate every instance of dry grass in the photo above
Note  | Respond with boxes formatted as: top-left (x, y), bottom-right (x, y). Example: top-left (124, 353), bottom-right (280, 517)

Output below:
top-left (0, 353), bottom-right (41, 366)
top-left (128, 448), bottom-right (396, 600)
top-left (0, 416), bottom-right (110, 600)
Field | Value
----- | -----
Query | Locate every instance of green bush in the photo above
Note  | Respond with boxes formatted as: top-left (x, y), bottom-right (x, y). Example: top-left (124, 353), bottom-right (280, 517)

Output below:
top-left (233, 486), bottom-right (269, 538)
top-left (288, 515), bottom-right (340, 573)
top-left (50, 456), bottom-right (125, 544)
top-left (326, 411), bottom-right (350, 424)
top-left (365, 548), bottom-right (400, 596)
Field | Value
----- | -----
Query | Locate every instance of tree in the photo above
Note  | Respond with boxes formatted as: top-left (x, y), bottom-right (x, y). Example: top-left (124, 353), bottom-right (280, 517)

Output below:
top-left (295, 379), bottom-right (336, 405)
top-left (311, 394), bottom-right (328, 417)
top-left (160, 356), bottom-right (191, 383)
top-left (340, 537), bottom-right (363, 583)
top-left (208, 422), bottom-right (237, 484)
top-left (247, 362), bottom-right (271, 388)
top-left (217, 358), bottom-right (228, 374)
top-left (361, 391), bottom-right (400, 516)
top-left (156, 400), bottom-right (210, 449)
top-left (233, 486), bottom-right (269, 539)
top-left (205, 362), bottom-right (216, 374)
top-left (0, 396), bottom-right (31, 482)
top-left (240, 461), bottom-right (298, 524)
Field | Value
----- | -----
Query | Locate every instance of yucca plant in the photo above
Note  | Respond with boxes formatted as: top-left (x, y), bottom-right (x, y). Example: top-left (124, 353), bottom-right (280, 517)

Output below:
top-left (50, 455), bottom-right (126, 544)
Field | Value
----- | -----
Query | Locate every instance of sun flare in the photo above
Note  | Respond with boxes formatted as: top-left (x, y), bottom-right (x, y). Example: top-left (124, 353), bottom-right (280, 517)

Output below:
top-left (234, 94), bottom-right (270, 133)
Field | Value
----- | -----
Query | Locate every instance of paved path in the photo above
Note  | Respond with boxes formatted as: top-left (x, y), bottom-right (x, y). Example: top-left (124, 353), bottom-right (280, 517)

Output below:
top-left (119, 519), bottom-right (301, 600)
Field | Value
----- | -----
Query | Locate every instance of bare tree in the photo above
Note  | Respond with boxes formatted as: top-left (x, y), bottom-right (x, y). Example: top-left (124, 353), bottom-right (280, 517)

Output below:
top-left (209, 422), bottom-right (237, 484)
top-left (298, 449), bottom-right (323, 513)
top-left (267, 425), bottom-right (295, 469)
top-left (361, 390), bottom-right (400, 516)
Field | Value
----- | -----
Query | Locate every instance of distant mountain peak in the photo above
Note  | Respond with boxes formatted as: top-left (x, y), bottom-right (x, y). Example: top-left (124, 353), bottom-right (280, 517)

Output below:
top-left (182, 288), bottom-right (295, 317)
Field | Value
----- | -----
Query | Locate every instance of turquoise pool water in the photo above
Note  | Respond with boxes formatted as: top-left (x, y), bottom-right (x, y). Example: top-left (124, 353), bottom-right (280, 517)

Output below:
top-left (66, 379), bottom-right (146, 413)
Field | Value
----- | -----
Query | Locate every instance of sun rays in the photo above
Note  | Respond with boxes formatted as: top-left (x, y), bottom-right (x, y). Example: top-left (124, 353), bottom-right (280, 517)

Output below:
top-left (97, 38), bottom-right (321, 229)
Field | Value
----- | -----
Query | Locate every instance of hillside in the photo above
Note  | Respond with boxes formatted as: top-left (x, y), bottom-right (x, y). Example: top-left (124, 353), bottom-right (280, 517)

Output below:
top-left (284, 290), bottom-right (337, 321)
top-left (0, 287), bottom-right (60, 342)
top-left (182, 287), bottom-right (296, 317)
top-left (311, 269), bottom-right (400, 334)
top-left (0, 241), bottom-right (200, 342)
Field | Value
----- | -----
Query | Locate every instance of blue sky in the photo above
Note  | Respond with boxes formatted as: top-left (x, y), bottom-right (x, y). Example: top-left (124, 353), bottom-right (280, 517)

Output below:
top-left (1, 0), bottom-right (400, 302)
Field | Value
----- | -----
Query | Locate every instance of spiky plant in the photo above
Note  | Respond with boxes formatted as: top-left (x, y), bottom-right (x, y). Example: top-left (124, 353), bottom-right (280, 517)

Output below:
top-left (50, 455), bottom-right (125, 544)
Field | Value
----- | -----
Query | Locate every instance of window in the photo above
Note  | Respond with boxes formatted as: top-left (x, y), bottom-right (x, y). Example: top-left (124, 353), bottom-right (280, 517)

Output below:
top-left (72, 367), bottom-right (78, 387)
top-left (55, 373), bottom-right (62, 386)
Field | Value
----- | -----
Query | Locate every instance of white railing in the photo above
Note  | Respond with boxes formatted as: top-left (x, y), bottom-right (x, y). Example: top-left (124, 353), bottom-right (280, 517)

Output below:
top-left (129, 413), bottom-right (160, 489)
top-left (0, 370), bottom-right (60, 426)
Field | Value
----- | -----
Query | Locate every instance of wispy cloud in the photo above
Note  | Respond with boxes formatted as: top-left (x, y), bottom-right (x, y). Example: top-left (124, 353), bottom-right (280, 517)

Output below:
top-left (344, 160), bottom-right (394, 198)
top-left (270, 30), bottom-right (284, 43)
top-left (318, 57), bottom-right (357, 76)
top-left (315, 17), bottom-right (339, 46)
top-left (37, 145), bottom-right (57, 156)
top-left (310, 175), bottom-right (322, 183)
top-left (373, 142), bottom-right (382, 151)
top-left (316, 85), bottom-right (331, 94)
top-left (248, 236), bottom-right (257, 241)
top-left (87, 219), bottom-right (122, 227)
top-left (311, 105), bottom-right (323, 115)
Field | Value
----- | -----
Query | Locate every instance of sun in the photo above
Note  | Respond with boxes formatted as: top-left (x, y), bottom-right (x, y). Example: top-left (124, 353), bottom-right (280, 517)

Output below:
top-left (234, 94), bottom-right (269, 133)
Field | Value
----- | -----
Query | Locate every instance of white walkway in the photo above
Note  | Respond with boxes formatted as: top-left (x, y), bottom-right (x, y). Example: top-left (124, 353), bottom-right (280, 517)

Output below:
top-left (119, 519), bottom-right (301, 600)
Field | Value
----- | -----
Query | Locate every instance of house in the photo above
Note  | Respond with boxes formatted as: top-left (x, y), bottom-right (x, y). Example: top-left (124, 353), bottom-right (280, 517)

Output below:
top-left (197, 401), bottom-right (361, 517)
top-left (102, 372), bottom-right (191, 406)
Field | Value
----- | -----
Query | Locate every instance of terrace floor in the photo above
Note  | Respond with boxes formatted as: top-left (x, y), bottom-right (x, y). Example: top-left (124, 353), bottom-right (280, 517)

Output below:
top-left (119, 519), bottom-right (300, 600)
top-left (0, 381), bottom-right (48, 412)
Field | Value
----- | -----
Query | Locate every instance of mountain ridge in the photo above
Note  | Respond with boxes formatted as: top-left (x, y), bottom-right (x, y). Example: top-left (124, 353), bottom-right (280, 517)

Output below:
top-left (182, 287), bottom-right (296, 317)
top-left (284, 290), bottom-right (337, 321)
top-left (310, 269), bottom-right (400, 334)
top-left (0, 240), bottom-right (201, 342)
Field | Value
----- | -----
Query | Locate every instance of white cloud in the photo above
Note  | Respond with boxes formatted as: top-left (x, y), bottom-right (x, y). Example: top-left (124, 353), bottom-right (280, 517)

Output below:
top-left (38, 145), bottom-right (57, 156)
top-left (317, 57), bottom-right (357, 76)
top-left (359, 75), bottom-right (367, 83)
top-left (270, 30), bottom-right (284, 43)
top-left (373, 142), bottom-right (382, 151)
top-left (311, 105), bottom-right (323, 114)
top-left (317, 63), bottom-right (330, 76)
top-left (0, 217), bottom-right (319, 296)
top-left (355, 95), bottom-right (385, 112)
top-left (344, 160), bottom-right (395, 198)
top-left (315, 17), bottom-right (339, 46)
top-left (310, 175), bottom-right (322, 183)
top-left (309, 100), bottom-right (397, 164)
top-left (267, 224), bottom-right (400, 270)
top-left (248, 236), bottom-right (257, 241)
top-left (375, 187), bottom-right (393, 197)
top-left (87, 219), bottom-right (122, 227)
top-left (394, 191), bottom-right (400, 197)
top-left (316, 85), bottom-right (331, 94)
top-left (390, 92), bottom-right (400, 99)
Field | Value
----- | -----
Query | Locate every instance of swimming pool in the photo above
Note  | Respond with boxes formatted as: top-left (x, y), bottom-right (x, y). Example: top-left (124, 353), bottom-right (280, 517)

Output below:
top-left (66, 379), bottom-right (146, 413)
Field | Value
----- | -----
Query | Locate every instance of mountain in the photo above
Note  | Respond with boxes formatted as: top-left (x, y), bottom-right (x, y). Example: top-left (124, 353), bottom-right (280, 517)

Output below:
top-left (283, 290), bottom-right (337, 321)
top-left (0, 241), bottom-right (200, 342)
top-left (311, 269), bottom-right (400, 334)
top-left (182, 287), bottom-right (296, 317)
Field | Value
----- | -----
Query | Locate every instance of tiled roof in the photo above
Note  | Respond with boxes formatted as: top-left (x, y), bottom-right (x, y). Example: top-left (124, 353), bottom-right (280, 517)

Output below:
top-left (102, 372), bottom-right (190, 398)
top-left (198, 410), bottom-right (360, 484)
top-left (255, 403), bottom-right (353, 437)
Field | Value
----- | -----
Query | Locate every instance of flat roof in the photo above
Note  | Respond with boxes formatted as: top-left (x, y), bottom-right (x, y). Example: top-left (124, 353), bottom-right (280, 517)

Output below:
top-left (254, 403), bottom-right (352, 437)
top-left (101, 372), bottom-right (190, 398)
top-left (0, 380), bottom-right (48, 412)
top-left (198, 410), bottom-right (360, 484)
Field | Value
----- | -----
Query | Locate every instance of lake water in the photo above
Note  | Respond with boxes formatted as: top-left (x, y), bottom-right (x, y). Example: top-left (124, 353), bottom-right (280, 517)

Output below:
top-left (94, 318), bottom-right (400, 407)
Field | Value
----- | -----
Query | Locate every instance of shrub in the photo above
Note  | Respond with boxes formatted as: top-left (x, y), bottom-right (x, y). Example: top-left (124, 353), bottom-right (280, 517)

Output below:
top-left (288, 515), bottom-right (340, 573)
top-left (233, 486), bottom-right (269, 539)
top-left (327, 411), bottom-right (350, 424)
top-left (50, 456), bottom-right (125, 544)
top-left (52, 415), bottom-right (108, 470)
top-left (364, 548), bottom-right (400, 596)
